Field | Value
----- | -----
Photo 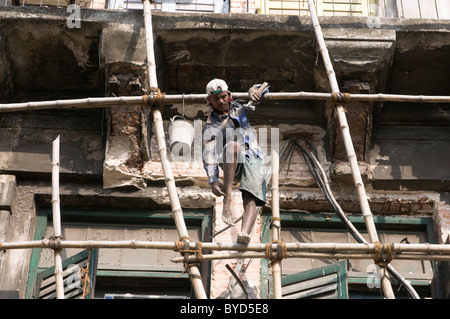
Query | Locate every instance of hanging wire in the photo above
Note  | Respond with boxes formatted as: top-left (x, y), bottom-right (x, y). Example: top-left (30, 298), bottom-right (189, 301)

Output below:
top-left (182, 93), bottom-right (185, 118)
top-left (284, 137), bottom-right (419, 299)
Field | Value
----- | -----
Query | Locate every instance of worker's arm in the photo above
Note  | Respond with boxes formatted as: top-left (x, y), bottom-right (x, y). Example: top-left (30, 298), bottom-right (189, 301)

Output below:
top-left (248, 85), bottom-right (262, 102)
top-left (211, 181), bottom-right (226, 197)
top-left (202, 124), bottom-right (223, 192)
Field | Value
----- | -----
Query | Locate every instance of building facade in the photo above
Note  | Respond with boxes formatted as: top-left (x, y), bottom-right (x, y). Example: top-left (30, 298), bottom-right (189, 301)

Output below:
top-left (0, 0), bottom-right (449, 299)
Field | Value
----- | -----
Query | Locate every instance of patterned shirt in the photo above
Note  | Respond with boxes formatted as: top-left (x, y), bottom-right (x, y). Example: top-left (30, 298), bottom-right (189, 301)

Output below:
top-left (202, 99), bottom-right (264, 184)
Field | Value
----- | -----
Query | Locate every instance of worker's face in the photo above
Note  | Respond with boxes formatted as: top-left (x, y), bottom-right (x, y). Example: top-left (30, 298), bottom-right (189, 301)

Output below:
top-left (208, 91), bottom-right (230, 114)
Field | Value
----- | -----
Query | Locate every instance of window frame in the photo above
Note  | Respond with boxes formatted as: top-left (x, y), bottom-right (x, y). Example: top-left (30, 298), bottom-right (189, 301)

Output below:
top-left (26, 207), bottom-right (212, 299)
top-left (260, 211), bottom-right (437, 298)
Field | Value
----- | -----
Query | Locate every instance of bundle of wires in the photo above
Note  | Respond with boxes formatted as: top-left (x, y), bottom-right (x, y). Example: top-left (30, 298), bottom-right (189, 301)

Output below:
top-left (281, 137), bottom-right (420, 299)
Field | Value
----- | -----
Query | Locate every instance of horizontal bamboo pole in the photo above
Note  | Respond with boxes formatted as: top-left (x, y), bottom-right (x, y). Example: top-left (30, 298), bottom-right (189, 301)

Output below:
top-left (4, 239), bottom-right (450, 263)
top-left (171, 251), bottom-right (450, 263)
top-left (1, 92), bottom-right (449, 112)
top-left (2, 239), bottom-right (450, 255)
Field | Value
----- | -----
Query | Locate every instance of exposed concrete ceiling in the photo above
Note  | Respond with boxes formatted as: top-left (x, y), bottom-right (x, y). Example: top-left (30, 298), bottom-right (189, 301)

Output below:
top-left (1, 8), bottom-right (449, 103)
top-left (0, 7), bottom-right (449, 189)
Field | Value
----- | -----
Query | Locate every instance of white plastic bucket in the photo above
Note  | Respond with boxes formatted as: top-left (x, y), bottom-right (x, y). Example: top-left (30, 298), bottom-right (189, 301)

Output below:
top-left (169, 115), bottom-right (195, 157)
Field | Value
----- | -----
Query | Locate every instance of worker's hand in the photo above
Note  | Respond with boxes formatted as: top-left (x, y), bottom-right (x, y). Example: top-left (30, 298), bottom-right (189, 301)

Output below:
top-left (211, 181), bottom-right (226, 197)
top-left (248, 86), bottom-right (262, 102)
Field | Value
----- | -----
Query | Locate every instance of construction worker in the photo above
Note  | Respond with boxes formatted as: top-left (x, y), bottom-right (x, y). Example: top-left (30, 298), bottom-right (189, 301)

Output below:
top-left (202, 79), bottom-right (267, 244)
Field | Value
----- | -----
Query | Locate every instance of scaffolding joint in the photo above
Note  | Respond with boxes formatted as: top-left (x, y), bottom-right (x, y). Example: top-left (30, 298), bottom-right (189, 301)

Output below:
top-left (47, 235), bottom-right (63, 251)
top-left (331, 92), bottom-right (351, 106)
top-left (265, 240), bottom-right (287, 267)
top-left (374, 241), bottom-right (394, 268)
top-left (143, 87), bottom-right (165, 112)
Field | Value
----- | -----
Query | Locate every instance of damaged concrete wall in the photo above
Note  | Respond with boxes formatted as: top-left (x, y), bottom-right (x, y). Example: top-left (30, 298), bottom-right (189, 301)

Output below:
top-left (0, 7), bottom-right (450, 298)
top-left (103, 64), bottom-right (149, 189)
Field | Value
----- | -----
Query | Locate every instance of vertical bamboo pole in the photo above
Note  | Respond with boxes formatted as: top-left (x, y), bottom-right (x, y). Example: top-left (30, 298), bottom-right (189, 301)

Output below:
top-left (306, 0), bottom-right (395, 299)
top-left (142, 0), bottom-right (207, 299)
top-left (143, 0), bottom-right (158, 90)
top-left (271, 149), bottom-right (282, 299)
top-left (52, 135), bottom-right (64, 299)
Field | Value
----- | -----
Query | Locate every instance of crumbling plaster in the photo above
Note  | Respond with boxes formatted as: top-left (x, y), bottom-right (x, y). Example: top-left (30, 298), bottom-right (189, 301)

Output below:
top-left (0, 7), bottom-right (450, 298)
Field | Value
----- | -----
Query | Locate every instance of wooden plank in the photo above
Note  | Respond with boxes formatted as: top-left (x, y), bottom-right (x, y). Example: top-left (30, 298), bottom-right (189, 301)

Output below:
top-left (20, 0), bottom-right (70, 6)
top-left (35, 249), bottom-right (97, 299)
top-left (323, 0), bottom-right (363, 3)
top-left (39, 263), bottom-right (87, 298)
top-left (400, 0), bottom-right (421, 18)
top-left (267, 1), bottom-right (309, 10)
top-left (283, 282), bottom-right (338, 299)
top-left (268, 9), bottom-right (309, 15)
top-left (418, 0), bottom-right (439, 19)
top-left (436, 0), bottom-right (450, 19)
top-left (322, 2), bottom-right (364, 11)
top-left (176, 4), bottom-right (215, 12)
top-left (282, 273), bottom-right (337, 295)
top-left (40, 260), bottom-right (87, 288)
top-left (169, 0), bottom-right (215, 5)
top-left (41, 286), bottom-right (83, 299)
top-left (265, 0), bottom-right (367, 16)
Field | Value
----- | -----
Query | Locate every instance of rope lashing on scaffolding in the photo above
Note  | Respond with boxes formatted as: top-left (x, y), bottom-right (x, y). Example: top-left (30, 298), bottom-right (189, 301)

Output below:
top-left (374, 241), bottom-right (394, 267)
top-left (331, 92), bottom-right (351, 106)
top-left (271, 217), bottom-right (281, 229)
top-left (46, 235), bottom-right (63, 251)
top-left (265, 240), bottom-right (287, 267)
top-left (143, 87), bottom-right (165, 111)
top-left (80, 249), bottom-right (91, 299)
top-left (174, 239), bottom-right (204, 265)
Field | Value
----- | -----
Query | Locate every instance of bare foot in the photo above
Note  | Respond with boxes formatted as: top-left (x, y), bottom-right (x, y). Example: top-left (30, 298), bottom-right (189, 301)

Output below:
top-left (237, 232), bottom-right (251, 244)
top-left (222, 196), bottom-right (234, 225)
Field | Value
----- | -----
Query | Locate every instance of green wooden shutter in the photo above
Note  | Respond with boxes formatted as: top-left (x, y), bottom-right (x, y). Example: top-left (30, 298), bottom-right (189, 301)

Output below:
top-left (33, 249), bottom-right (99, 299)
top-left (269, 261), bottom-right (348, 299)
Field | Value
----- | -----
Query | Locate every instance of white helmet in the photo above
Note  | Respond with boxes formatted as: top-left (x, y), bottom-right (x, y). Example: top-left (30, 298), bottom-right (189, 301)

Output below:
top-left (206, 79), bottom-right (228, 95)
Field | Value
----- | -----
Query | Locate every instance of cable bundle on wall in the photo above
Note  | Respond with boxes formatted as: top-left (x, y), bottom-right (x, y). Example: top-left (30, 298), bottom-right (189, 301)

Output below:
top-left (282, 136), bottom-right (419, 299)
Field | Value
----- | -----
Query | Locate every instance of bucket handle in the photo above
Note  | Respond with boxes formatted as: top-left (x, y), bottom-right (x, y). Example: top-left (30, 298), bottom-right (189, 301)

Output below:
top-left (171, 93), bottom-right (187, 123)
top-left (171, 115), bottom-right (186, 123)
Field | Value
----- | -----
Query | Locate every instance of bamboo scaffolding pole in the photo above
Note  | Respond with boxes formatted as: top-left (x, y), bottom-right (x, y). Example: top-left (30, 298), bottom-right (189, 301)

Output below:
top-left (3, 239), bottom-right (450, 263)
top-left (306, 0), bottom-right (395, 298)
top-left (172, 251), bottom-right (450, 263)
top-left (1, 92), bottom-right (449, 113)
top-left (270, 149), bottom-right (282, 299)
top-left (51, 136), bottom-right (64, 299)
top-left (142, 0), bottom-right (207, 299)
top-left (2, 240), bottom-right (450, 255)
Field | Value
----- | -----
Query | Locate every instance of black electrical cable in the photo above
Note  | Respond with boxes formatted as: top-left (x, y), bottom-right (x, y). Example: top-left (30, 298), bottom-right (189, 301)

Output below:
top-left (293, 139), bottom-right (366, 243)
top-left (286, 138), bottom-right (419, 299)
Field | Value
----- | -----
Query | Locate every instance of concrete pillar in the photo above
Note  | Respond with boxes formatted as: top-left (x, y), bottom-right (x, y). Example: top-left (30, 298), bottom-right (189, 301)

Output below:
top-left (0, 175), bottom-right (18, 299)
top-left (333, 80), bottom-right (372, 163)
top-left (0, 175), bottom-right (15, 249)
top-left (103, 66), bottom-right (150, 190)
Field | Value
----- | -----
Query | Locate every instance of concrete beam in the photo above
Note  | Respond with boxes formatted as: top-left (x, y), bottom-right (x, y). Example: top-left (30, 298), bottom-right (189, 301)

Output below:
top-left (0, 175), bottom-right (15, 211)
